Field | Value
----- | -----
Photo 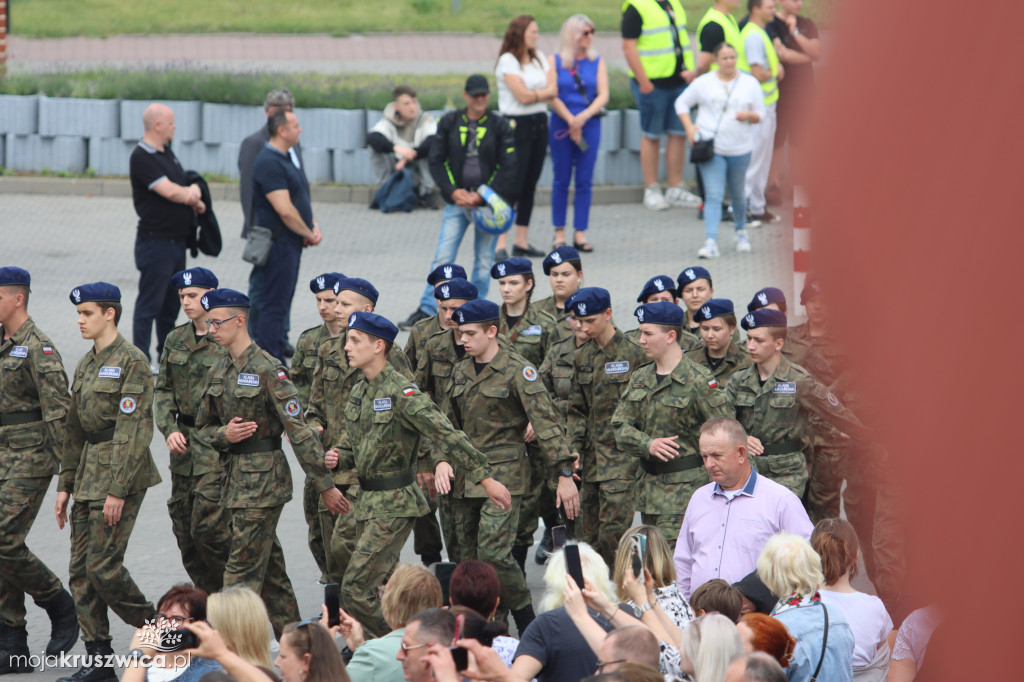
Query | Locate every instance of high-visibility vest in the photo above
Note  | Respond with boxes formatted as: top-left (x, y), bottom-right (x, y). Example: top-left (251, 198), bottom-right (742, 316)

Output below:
top-left (736, 22), bottom-right (779, 105)
top-left (696, 7), bottom-right (741, 71)
top-left (623, 0), bottom-right (695, 80)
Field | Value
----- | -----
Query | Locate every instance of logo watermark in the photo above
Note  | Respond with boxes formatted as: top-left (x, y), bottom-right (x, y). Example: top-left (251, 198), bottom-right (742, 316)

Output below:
top-left (11, 651), bottom-right (192, 672)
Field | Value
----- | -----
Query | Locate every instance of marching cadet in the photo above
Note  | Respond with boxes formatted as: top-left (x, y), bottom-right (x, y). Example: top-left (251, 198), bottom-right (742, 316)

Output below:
top-left (564, 287), bottom-right (648, 567)
top-left (745, 286), bottom-right (835, 384)
top-left (55, 282), bottom-right (161, 682)
top-left (611, 301), bottom-right (731, 546)
top-left (288, 271), bottom-right (345, 583)
top-left (194, 289), bottom-right (347, 639)
top-left (0, 267), bottom-right (77, 673)
top-left (325, 312), bottom-right (509, 638)
top-left (436, 299), bottom-right (579, 632)
top-left (726, 308), bottom-right (870, 499)
top-left (688, 298), bottom-right (751, 385)
top-left (624, 275), bottom-right (702, 350)
top-left (532, 246), bottom-right (583, 341)
top-left (677, 266), bottom-right (716, 337)
top-left (305, 277), bottom-right (416, 583)
top-left (154, 267), bottom-right (230, 594)
top-left (404, 262), bottom-right (467, 373)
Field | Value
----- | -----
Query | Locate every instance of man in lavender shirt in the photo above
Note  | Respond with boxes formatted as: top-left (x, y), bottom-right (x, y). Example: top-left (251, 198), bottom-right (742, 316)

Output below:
top-left (674, 417), bottom-right (812, 599)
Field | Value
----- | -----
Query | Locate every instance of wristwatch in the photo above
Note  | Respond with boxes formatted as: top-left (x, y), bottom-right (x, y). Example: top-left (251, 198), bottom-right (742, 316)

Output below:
top-left (558, 468), bottom-right (573, 478)
top-left (791, 26), bottom-right (800, 36)
top-left (634, 603), bottom-right (653, 617)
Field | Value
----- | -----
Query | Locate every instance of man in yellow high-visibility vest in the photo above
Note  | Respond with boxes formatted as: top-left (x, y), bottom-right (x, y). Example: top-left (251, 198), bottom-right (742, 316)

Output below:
top-left (621, 0), bottom-right (699, 212)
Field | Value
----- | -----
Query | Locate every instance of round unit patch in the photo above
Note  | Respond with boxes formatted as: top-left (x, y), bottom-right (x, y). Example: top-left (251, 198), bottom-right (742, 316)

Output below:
top-left (826, 392), bottom-right (840, 407)
top-left (285, 399), bottom-right (301, 417)
top-left (119, 397), bottom-right (137, 414)
top-left (523, 366), bottom-right (538, 382)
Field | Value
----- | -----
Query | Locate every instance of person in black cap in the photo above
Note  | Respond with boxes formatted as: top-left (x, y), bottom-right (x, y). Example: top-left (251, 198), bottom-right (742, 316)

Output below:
top-left (56, 282), bottom-right (162, 682)
top-left (0, 267), bottom-right (77, 671)
top-left (409, 74), bottom-right (517, 334)
top-left (624, 275), bottom-right (702, 350)
top-left (194, 289), bottom-right (347, 639)
top-left (154, 267), bottom-right (230, 595)
top-left (688, 298), bottom-right (751, 385)
top-left (325, 311), bottom-right (509, 637)
top-left (533, 246), bottom-right (583, 340)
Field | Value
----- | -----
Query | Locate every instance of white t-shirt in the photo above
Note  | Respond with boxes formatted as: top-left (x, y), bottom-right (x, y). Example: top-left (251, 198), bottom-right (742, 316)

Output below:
top-left (819, 590), bottom-right (894, 668)
top-left (496, 51), bottom-right (550, 116)
top-left (674, 71), bottom-right (765, 156)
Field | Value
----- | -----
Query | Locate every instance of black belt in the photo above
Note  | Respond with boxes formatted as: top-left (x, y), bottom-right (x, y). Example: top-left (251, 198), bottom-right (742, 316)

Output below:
top-left (641, 455), bottom-right (703, 475)
top-left (177, 414), bottom-right (196, 427)
top-left (358, 472), bottom-right (415, 491)
top-left (0, 409), bottom-right (43, 426)
top-left (228, 436), bottom-right (281, 455)
top-left (761, 439), bottom-right (803, 456)
top-left (85, 426), bottom-right (115, 444)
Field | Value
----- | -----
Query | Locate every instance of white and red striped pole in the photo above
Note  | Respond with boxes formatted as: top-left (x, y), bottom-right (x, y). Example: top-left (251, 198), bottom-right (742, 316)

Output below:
top-left (792, 185), bottom-right (811, 317)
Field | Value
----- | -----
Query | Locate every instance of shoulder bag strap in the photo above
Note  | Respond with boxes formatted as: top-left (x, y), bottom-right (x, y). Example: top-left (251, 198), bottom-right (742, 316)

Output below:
top-left (707, 76), bottom-right (740, 139)
top-left (809, 602), bottom-right (829, 682)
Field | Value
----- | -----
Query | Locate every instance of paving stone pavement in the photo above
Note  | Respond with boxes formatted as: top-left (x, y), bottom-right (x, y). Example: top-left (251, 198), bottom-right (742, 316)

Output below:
top-left (7, 191), bottom-right (794, 679)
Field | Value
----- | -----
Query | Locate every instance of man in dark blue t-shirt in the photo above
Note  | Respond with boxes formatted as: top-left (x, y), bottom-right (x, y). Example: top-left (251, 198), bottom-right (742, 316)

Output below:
top-left (250, 109), bottom-right (321, 363)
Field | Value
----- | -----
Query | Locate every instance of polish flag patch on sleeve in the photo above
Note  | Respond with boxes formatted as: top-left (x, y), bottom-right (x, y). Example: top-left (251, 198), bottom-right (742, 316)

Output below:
top-left (403, 387), bottom-right (416, 397)
top-left (708, 378), bottom-right (719, 389)
top-left (277, 371), bottom-right (287, 380)
top-left (42, 347), bottom-right (54, 354)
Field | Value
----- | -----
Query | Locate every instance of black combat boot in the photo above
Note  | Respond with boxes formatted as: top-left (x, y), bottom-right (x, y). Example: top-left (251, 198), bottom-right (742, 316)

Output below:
top-left (0, 623), bottom-right (32, 674)
top-left (41, 589), bottom-right (79, 656)
top-left (55, 641), bottom-right (116, 682)
top-left (534, 530), bottom-right (554, 565)
top-left (511, 544), bottom-right (529, 575)
top-left (510, 604), bottom-right (536, 636)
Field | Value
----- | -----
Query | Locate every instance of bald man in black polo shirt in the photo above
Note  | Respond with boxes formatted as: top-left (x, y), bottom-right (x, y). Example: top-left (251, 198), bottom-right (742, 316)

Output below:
top-left (129, 103), bottom-right (206, 365)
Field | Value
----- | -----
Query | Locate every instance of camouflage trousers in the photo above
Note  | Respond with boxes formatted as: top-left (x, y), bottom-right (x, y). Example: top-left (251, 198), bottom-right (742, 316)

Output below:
top-left (0, 476), bottom-right (62, 627)
top-left (803, 445), bottom-right (844, 523)
top-left (413, 489), bottom-right (444, 562)
top-left (322, 488), bottom-right (358, 584)
top-left (437, 493), bottom-right (458, 563)
top-left (577, 477), bottom-right (635, 568)
top-left (751, 451), bottom-right (808, 498)
top-left (341, 515), bottom-right (414, 639)
top-left (452, 494), bottom-right (531, 612)
top-left (167, 472), bottom-right (230, 594)
top-left (223, 504), bottom-right (299, 640)
top-left (303, 477), bottom-right (331, 582)
top-left (69, 492), bottom-right (154, 642)
top-left (641, 512), bottom-right (687, 549)
top-left (514, 448), bottom-right (557, 548)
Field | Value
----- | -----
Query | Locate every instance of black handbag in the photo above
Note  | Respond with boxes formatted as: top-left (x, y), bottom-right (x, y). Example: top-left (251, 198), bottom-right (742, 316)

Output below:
top-left (690, 76), bottom-right (741, 163)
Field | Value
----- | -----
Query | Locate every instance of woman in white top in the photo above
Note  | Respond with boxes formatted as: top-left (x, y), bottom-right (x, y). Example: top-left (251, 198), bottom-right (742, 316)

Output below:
top-left (494, 15), bottom-right (558, 261)
top-left (812, 519), bottom-right (894, 682)
top-left (675, 42), bottom-right (764, 260)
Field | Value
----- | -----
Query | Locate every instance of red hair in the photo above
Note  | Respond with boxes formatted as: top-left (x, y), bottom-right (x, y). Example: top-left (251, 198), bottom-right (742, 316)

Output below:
top-left (449, 560), bottom-right (501, 617)
top-left (741, 613), bottom-right (796, 668)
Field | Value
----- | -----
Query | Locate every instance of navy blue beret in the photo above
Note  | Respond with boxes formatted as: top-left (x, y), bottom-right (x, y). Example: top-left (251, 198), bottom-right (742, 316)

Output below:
top-left (565, 287), bottom-right (611, 318)
top-left (491, 257), bottom-right (533, 279)
top-left (692, 298), bottom-right (735, 323)
top-left (0, 267), bottom-right (30, 288)
top-left (333, 277), bottom-right (379, 304)
top-left (310, 272), bottom-right (345, 294)
top-left (800, 275), bottom-right (822, 304)
top-left (200, 288), bottom-right (250, 311)
top-left (170, 267), bottom-right (218, 290)
top-left (637, 275), bottom-right (678, 302)
top-left (634, 301), bottom-right (684, 326)
top-left (748, 287), bottom-right (786, 312)
top-left (677, 266), bottom-right (712, 289)
top-left (741, 308), bottom-right (788, 329)
top-left (347, 311), bottom-right (398, 343)
top-left (542, 246), bottom-right (581, 275)
top-left (427, 263), bottom-right (468, 286)
top-left (434, 278), bottom-right (478, 301)
top-left (70, 282), bottom-right (120, 304)
top-left (454, 299), bottom-right (500, 325)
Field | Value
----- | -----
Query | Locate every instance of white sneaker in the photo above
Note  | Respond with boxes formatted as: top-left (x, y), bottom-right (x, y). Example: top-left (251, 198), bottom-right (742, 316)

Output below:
top-left (643, 186), bottom-right (670, 211)
top-left (665, 185), bottom-right (701, 207)
top-left (735, 231), bottom-right (752, 253)
top-left (697, 238), bottom-right (720, 259)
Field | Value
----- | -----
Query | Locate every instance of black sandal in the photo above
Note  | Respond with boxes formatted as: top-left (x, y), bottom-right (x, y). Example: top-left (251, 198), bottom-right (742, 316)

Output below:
top-left (574, 240), bottom-right (595, 253)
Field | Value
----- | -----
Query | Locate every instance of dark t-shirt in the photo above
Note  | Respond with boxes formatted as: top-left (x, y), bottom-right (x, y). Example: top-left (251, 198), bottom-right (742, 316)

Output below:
top-left (621, 1), bottom-right (685, 88)
top-left (461, 119), bottom-right (483, 189)
top-left (129, 141), bottom-right (194, 238)
top-left (252, 143), bottom-right (312, 245)
top-left (515, 606), bottom-right (614, 682)
top-left (768, 14), bottom-right (819, 98)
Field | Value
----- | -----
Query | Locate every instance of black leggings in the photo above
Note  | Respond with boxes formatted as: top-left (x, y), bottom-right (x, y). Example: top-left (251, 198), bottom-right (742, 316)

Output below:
top-left (508, 113), bottom-right (548, 227)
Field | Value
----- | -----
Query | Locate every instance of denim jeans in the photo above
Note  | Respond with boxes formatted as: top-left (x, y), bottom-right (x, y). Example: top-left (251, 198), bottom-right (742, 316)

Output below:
top-left (417, 204), bottom-right (496, 315)
top-left (698, 152), bottom-right (751, 241)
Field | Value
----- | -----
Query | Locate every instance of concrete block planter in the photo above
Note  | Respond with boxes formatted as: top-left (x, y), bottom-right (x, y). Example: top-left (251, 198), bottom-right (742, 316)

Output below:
top-left (333, 148), bottom-right (374, 184)
top-left (201, 103), bottom-right (265, 144)
top-left (599, 109), bottom-right (622, 151)
top-left (38, 97), bottom-right (119, 138)
top-left (87, 137), bottom-right (137, 176)
top-left (6, 134), bottom-right (88, 173)
top-left (622, 109), bottom-right (642, 152)
top-left (0, 95), bottom-right (40, 135)
top-left (302, 147), bottom-right (333, 184)
top-left (294, 108), bottom-right (365, 150)
top-left (120, 100), bottom-right (202, 141)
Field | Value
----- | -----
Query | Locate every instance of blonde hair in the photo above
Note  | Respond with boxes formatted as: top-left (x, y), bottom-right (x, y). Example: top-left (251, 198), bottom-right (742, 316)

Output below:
top-left (558, 14), bottom-right (597, 69)
top-left (539, 542), bottom-right (617, 613)
top-left (612, 525), bottom-right (677, 600)
top-left (680, 614), bottom-right (745, 682)
top-left (381, 563), bottom-right (443, 629)
top-left (756, 533), bottom-right (825, 598)
top-left (207, 587), bottom-right (274, 670)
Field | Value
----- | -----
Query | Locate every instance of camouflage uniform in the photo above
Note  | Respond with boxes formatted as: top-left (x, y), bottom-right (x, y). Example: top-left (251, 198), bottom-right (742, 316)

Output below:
top-left (0, 318), bottom-right (69, 628)
top-left (612, 354), bottom-right (730, 545)
top-left (687, 341), bottom-right (752, 386)
top-left (60, 333), bottom-right (161, 642)
top-left (724, 355), bottom-right (868, 499)
top-left (403, 313), bottom-right (443, 377)
top-left (443, 348), bottom-right (574, 613)
top-left (335, 363), bottom-right (492, 638)
top-left (289, 322), bottom-right (333, 582)
top-left (306, 331), bottom-right (414, 583)
top-left (154, 321), bottom-right (230, 593)
top-left (531, 296), bottom-right (572, 344)
top-left (538, 331), bottom-right (579, 421)
top-left (625, 326), bottom-right (703, 351)
top-left (567, 326), bottom-right (648, 565)
top-left (195, 342), bottom-right (334, 639)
